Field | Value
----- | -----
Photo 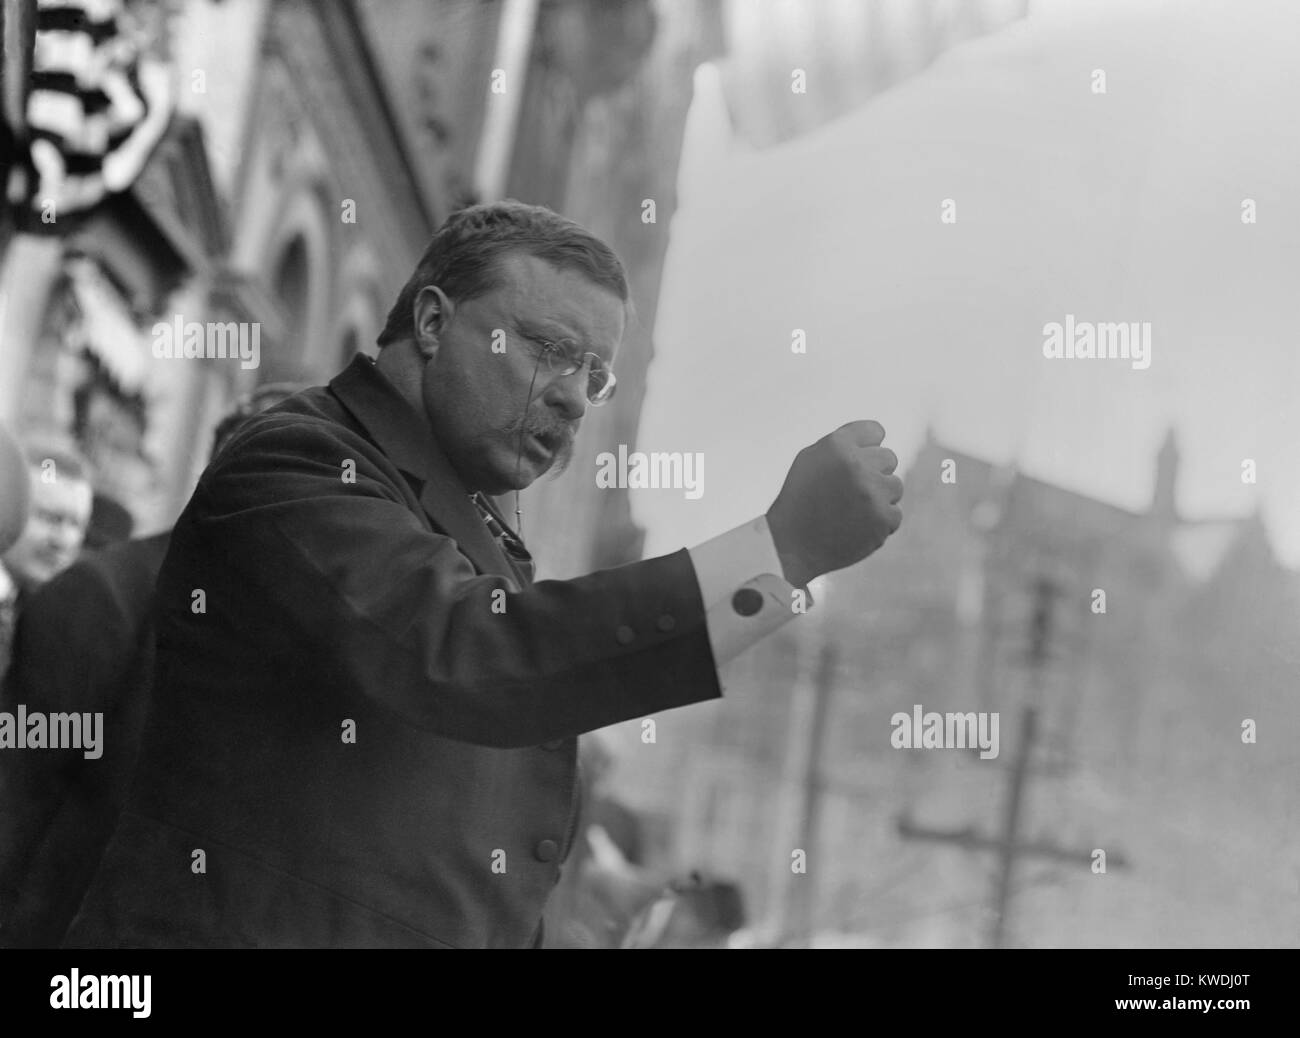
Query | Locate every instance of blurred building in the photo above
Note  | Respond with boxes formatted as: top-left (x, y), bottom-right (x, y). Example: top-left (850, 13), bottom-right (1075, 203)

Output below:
top-left (612, 427), bottom-right (1300, 946)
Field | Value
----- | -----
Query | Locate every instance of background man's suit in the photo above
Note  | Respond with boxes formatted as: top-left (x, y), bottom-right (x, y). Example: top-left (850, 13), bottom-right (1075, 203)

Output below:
top-left (0, 532), bottom-right (170, 947)
top-left (66, 354), bottom-right (793, 948)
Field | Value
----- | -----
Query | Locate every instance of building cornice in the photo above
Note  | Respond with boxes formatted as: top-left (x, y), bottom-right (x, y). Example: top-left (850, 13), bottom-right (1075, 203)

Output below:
top-left (312, 0), bottom-right (440, 232)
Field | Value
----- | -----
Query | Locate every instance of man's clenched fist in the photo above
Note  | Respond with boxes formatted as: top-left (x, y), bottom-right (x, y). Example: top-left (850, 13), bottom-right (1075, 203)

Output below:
top-left (765, 421), bottom-right (903, 589)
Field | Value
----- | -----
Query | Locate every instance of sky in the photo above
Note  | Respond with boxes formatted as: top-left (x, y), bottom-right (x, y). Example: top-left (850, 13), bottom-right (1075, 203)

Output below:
top-left (634, 0), bottom-right (1300, 568)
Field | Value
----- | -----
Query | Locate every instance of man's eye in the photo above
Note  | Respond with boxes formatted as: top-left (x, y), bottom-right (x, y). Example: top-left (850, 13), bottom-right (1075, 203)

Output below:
top-left (542, 339), bottom-right (581, 366)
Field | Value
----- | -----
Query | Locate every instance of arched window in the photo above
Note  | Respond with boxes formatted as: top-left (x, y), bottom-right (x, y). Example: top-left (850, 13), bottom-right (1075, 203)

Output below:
top-left (265, 236), bottom-right (309, 382)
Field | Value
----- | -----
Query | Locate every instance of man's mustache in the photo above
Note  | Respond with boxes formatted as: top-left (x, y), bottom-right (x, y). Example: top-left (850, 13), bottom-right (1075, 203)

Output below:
top-left (513, 416), bottom-right (576, 455)
top-left (504, 416), bottom-right (574, 478)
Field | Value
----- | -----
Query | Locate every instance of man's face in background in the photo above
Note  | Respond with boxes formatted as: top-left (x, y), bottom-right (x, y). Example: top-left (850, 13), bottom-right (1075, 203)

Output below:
top-left (419, 252), bottom-right (625, 496)
top-left (2, 466), bottom-right (93, 591)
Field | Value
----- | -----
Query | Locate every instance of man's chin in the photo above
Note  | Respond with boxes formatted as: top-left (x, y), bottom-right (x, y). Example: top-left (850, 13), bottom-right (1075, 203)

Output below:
top-left (11, 563), bottom-right (54, 590)
top-left (514, 442), bottom-right (573, 484)
top-left (517, 455), bottom-right (571, 488)
top-left (483, 437), bottom-right (574, 493)
top-left (484, 459), bottom-right (547, 495)
top-left (544, 446), bottom-right (574, 479)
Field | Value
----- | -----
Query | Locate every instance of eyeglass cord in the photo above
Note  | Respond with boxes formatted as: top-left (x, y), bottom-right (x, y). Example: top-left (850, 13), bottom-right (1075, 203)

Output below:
top-left (512, 348), bottom-right (546, 538)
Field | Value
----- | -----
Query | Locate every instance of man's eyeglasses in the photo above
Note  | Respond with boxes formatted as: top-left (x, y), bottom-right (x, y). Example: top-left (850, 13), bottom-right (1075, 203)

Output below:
top-left (534, 338), bottom-right (617, 406)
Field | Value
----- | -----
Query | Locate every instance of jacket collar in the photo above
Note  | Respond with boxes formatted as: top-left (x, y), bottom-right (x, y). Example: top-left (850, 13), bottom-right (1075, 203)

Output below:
top-left (327, 354), bottom-right (525, 586)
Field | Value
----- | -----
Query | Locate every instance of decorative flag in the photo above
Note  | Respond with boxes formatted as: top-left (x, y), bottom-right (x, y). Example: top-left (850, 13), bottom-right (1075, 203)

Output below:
top-left (5, 0), bottom-right (173, 232)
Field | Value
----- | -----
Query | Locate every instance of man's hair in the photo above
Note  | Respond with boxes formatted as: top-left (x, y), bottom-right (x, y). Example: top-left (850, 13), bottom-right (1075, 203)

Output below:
top-left (22, 439), bottom-right (91, 484)
top-left (376, 200), bottom-right (632, 347)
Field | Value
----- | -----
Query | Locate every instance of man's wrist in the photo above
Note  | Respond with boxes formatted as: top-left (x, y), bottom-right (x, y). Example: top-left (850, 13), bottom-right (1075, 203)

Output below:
top-left (764, 512), bottom-right (813, 589)
top-left (774, 549), bottom-right (813, 591)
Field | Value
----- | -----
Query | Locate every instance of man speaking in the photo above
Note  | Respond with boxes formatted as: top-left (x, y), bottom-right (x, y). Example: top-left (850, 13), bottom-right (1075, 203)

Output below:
top-left (66, 201), bottom-right (902, 949)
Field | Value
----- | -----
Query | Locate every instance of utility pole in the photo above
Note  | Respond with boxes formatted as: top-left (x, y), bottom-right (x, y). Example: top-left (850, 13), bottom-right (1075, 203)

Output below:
top-left (780, 639), bottom-right (837, 947)
top-left (987, 576), bottom-right (1053, 947)
top-left (897, 575), bottom-right (1127, 947)
top-left (988, 705), bottom-right (1036, 948)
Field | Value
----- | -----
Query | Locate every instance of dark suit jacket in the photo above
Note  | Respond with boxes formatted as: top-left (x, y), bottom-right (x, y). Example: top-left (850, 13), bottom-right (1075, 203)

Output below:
top-left (65, 354), bottom-right (722, 948)
top-left (0, 531), bottom-right (171, 948)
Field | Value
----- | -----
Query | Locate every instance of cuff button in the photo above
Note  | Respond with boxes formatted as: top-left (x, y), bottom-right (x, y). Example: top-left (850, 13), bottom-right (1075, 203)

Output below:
top-left (615, 625), bottom-right (636, 645)
top-left (656, 614), bottom-right (676, 633)
top-left (731, 588), bottom-right (764, 617)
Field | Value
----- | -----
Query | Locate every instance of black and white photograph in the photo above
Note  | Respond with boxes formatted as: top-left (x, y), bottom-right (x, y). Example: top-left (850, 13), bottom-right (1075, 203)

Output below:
top-left (0, 0), bottom-right (1293, 1006)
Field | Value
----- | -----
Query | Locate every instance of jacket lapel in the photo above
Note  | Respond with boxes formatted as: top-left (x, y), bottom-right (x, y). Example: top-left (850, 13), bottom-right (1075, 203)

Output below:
top-left (328, 355), bottom-right (523, 587)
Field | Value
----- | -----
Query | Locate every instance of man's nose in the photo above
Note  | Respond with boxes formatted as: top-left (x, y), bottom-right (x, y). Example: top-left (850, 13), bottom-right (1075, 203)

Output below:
top-left (542, 369), bottom-right (588, 422)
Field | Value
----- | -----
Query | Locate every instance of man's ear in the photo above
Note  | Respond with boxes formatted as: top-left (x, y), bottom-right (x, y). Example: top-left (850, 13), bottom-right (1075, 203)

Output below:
top-left (412, 285), bottom-right (454, 360)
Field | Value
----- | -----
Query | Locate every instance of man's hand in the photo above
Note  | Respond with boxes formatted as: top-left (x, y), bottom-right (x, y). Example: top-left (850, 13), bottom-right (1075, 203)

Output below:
top-left (765, 421), bottom-right (903, 589)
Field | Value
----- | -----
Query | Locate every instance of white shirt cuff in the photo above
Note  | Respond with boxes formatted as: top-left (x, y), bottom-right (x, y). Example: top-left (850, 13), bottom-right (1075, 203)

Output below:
top-left (687, 515), bottom-right (811, 669)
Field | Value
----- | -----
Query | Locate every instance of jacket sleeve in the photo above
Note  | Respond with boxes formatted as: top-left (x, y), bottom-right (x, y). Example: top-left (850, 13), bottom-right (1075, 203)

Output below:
top-left (172, 416), bottom-right (724, 749)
